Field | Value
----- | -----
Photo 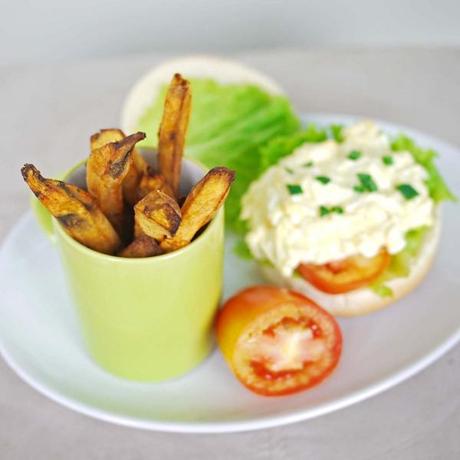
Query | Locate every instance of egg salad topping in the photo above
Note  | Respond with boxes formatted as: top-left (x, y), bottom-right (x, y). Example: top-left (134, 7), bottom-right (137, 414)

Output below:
top-left (241, 121), bottom-right (435, 277)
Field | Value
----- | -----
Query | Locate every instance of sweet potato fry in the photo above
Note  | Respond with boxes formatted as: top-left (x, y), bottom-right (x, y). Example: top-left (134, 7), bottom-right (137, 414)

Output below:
top-left (21, 164), bottom-right (120, 254)
top-left (90, 129), bottom-right (124, 150)
top-left (118, 235), bottom-right (163, 258)
top-left (91, 128), bottom-right (148, 206)
top-left (87, 131), bottom-right (145, 236)
top-left (137, 172), bottom-right (175, 201)
top-left (123, 146), bottom-right (149, 206)
top-left (161, 167), bottom-right (235, 252)
top-left (91, 130), bottom-right (148, 173)
top-left (134, 190), bottom-right (181, 241)
top-left (157, 74), bottom-right (192, 197)
top-left (133, 152), bottom-right (149, 174)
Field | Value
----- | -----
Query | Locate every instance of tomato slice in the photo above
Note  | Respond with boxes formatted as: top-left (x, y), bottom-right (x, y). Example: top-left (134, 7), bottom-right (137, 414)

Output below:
top-left (216, 286), bottom-right (342, 396)
top-left (297, 249), bottom-right (391, 294)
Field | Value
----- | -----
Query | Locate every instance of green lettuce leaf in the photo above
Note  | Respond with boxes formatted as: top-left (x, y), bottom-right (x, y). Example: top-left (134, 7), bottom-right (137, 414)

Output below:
top-left (136, 79), bottom-right (300, 232)
top-left (370, 134), bottom-right (457, 296)
top-left (259, 124), bottom-right (328, 171)
top-left (371, 226), bottom-right (430, 297)
top-left (391, 134), bottom-right (456, 202)
top-left (330, 124), bottom-right (345, 143)
top-left (233, 236), bottom-right (253, 260)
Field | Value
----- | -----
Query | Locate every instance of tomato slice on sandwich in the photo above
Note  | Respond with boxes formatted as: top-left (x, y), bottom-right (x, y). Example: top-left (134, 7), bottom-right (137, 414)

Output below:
top-left (298, 249), bottom-right (391, 294)
top-left (216, 286), bottom-right (342, 396)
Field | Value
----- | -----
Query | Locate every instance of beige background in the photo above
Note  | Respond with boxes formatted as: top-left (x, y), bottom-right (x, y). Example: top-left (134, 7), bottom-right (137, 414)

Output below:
top-left (2, 0), bottom-right (460, 64)
top-left (1, 48), bottom-right (459, 459)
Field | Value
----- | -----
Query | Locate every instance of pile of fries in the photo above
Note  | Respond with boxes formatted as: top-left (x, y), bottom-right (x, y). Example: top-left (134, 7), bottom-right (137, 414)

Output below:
top-left (21, 74), bottom-right (235, 257)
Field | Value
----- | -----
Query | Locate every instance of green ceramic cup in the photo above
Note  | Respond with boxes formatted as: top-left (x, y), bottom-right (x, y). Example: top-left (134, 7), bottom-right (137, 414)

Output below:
top-left (33, 154), bottom-right (224, 381)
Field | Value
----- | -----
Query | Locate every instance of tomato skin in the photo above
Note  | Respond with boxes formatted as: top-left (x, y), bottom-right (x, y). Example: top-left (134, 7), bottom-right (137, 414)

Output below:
top-left (216, 286), bottom-right (292, 366)
top-left (298, 250), bottom-right (391, 294)
top-left (216, 286), bottom-right (342, 397)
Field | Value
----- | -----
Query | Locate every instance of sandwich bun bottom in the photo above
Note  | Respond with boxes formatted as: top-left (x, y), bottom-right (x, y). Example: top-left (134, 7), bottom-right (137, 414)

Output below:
top-left (261, 219), bottom-right (441, 317)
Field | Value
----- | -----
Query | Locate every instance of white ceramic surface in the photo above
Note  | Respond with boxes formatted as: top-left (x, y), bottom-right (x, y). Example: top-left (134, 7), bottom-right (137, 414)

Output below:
top-left (1, 115), bottom-right (459, 433)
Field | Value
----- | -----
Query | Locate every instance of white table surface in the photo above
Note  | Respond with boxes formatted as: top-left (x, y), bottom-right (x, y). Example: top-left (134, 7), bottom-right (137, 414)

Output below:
top-left (1, 48), bottom-right (459, 459)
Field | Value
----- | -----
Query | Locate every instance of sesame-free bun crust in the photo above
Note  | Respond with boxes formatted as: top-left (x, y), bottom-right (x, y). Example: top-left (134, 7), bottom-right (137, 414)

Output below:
top-left (261, 217), bottom-right (441, 317)
top-left (121, 55), bottom-right (284, 134)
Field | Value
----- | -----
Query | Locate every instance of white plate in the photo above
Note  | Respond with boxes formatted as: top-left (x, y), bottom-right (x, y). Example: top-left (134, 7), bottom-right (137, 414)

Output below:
top-left (1, 114), bottom-right (459, 433)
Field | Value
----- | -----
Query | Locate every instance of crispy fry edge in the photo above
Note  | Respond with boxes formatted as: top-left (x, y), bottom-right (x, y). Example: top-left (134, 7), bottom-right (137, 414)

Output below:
top-left (21, 164), bottom-right (121, 254)
top-left (157, 73), bottom-right (192, 197)
top-left (86, 131), bottom-right (145, 237)
top-left (90, 129), bottom-right (148, 205)
top-left (118, 235), bottom-right (163, 258)
top-left (134, 189), bottom-right (182, 241)
top-left (160, 166), bottom-right (235, 251)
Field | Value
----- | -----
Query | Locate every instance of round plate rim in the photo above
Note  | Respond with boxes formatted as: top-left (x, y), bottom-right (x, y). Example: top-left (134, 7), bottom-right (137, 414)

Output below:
top-left (1, 112), bottom-right (459, 433)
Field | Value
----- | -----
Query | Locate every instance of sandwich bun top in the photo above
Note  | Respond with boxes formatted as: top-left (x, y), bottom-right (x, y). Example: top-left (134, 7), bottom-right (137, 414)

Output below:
top-left (121, 55), bottom-right (284, 134)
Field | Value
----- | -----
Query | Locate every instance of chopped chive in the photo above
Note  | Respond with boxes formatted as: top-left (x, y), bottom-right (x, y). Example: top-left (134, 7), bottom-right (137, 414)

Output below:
top-left (331, 124), bottom-right (344, 143)
top-left (353, 185), bottom-right (365, 193)
top-left (285, 167), bottom-right (294, 174)
top-left (331, 206), bottom-right (344, 214)
top-left (347, 150), bottom-right (362, 160)
top-left (304, 161), bottom-right (313, 168)
top-left (382, 155), bottom-right (394, 166)
top-left (287, 184), bottom-right (303, 195)
top-left (397, 184), bottom-right (419, 200)
top-left (356, 173), bottom-right (378, 192)
top-left (319, 205), bottom-right (344, 217)
top-left (372, 284), bottom-right (394, 297)
top-left (315, 175), bottom-right (331, 185)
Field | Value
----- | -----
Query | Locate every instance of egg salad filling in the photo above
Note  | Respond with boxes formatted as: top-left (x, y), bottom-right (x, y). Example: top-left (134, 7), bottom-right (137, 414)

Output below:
top-left (241, 121), bottom-right (435, 278)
